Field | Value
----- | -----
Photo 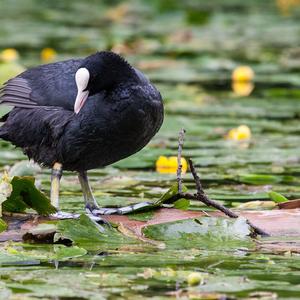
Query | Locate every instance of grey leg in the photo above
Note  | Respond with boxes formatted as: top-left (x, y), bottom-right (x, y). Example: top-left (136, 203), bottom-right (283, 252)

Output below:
top-left (78, 171), bottom-right (153, 215)
top-left (78, 171), bottom-right (110, 228)
top-left (78, 170), bottom-right (99, 211)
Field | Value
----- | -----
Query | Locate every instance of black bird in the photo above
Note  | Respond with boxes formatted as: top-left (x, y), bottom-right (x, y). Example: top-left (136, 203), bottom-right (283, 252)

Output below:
top-left (0, 51), bottom-right (164, 222)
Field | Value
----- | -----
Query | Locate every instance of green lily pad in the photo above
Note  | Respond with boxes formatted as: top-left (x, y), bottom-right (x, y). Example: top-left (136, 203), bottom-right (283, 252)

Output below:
top-left (53, 245), bottom-right (87, 261)
top-left (238, 174), bottom-right (281, 185)
top-left (0, 218), bottom-right (7, 233)
top-left (268, 191), bottom-right (288, 203)
top-left (154, 183), bottom-right (188, 206)
top-left (173, 198), bottom-right (190, 210)
top-left (55, 214), bottom-right (138, 250)
top-left (2, 176), bottom-right (56, 216)
top-left (143, 217), bottom-right (252, 250)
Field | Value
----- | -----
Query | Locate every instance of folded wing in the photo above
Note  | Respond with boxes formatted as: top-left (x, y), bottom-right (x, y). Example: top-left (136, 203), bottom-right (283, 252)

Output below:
top-left (0, 77), bottom-right (37, 108)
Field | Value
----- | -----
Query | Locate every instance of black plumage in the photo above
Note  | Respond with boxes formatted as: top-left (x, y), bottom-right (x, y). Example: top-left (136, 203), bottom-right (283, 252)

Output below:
top-left (0, 51), bottom-right (164, 172)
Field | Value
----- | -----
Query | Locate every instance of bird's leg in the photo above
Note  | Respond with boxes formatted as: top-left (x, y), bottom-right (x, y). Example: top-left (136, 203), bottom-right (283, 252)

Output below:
top-left (51, 162), bottom-right (78, 219)
top-left (78, 171), bottom-right (110, 227)
top-left (50, 162), bottom-right (63, 209)
top-left (78, 171), bottom-right (153, 216)
top-left (78, 170), bottom-right (100, 211)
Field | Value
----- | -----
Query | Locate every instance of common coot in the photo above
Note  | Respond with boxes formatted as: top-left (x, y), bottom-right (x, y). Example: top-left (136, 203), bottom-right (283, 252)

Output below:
top-left (0, 51), bottom-right (164, 222)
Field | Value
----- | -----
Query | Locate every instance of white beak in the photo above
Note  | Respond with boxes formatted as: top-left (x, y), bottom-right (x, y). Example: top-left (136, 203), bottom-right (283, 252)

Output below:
top-left (74, 67), bottom-right (90, 114)
top-left (74, 89), bottom-right (89, 114)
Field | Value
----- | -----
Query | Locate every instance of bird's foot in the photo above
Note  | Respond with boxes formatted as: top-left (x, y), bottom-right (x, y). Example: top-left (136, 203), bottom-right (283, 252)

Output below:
top-left (85, 204), bottom-right (112, 232)
top-left (51, 208), bottom-right (110, 233)
top-left (90, 201), bottom-right (153, 215)
top-left (51, 211), bottom-right (80, 219)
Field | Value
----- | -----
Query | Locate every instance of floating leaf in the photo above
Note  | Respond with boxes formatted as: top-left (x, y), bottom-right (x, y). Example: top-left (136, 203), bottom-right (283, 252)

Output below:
top-left (238, 174), bottom-right (281, 185)
top-left (268, 191), bottom-right (288, 203)
top-left (53, 245), bottom-right (87, 261)
top-left (0, 218), bottom-right (7, 233)
top-left (128, 211), bottom-right (155, 221)
top-left (2, 176), bottom-right (56, 216)
top-left (154, 183), bottom-right (188, 206)
top-left (143, 217), bottom-right (252, 250)
top-left (278, 199), bottom-right (300, 209)
top-left (173, 198), bottom-right (190, 210)
top-left (55, 214), bottom-right (137, 250)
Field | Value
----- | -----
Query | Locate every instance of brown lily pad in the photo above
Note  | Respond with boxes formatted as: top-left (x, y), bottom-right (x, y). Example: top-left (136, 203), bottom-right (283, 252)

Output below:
top-left (1, 208), bottom-right (300, 243)
top-left (105, 208), bottom-right (300, 237)
top-left (277, 199), bottom-right (300, 209)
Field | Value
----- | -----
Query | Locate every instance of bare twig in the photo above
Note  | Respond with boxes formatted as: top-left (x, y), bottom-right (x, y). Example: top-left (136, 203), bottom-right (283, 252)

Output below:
top-left (188, 159), bottom-right (203, 195)
top-left (188, 159), bottom-right (238, 219)
top-left (177, 128), bottom-right (185, 193)
top-left (187, 159), bottom-right (269, 236)
top-left (245, 220), bottom-right (268, 237)
top-left (171, 130), bottom-right (270, 237)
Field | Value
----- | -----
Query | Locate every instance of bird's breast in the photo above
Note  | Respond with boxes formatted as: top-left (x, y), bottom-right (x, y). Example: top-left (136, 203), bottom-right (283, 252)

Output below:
top-left (60, 85), bottom-right (163, 171)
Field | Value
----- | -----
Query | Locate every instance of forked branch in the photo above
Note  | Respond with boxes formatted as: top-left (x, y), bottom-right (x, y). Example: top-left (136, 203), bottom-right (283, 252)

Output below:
top-left (173, 129), bottom-right (269, 237)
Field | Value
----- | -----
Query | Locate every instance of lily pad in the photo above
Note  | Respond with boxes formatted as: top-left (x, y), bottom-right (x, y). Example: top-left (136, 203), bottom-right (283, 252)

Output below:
top-left (143, 217), bottom-right (252, 250)
top-left (2, 176), bottom-right (56, 216)
top-left (53, 245), bottom-right (87, 261)
top-left (0, 218), bottom-right (7, 233)
top-left (55, 214), bottom-right (138, 250)
top-left (128, 211), bottom-right (155, 221)
top-left (268, 191), bottom-right (288, 203)
top-left (154, 183), bottom-right (188, 206)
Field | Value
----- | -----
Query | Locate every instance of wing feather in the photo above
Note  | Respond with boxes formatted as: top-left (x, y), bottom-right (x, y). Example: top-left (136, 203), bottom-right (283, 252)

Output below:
top-left (0, 77), bottom-right (37, 108)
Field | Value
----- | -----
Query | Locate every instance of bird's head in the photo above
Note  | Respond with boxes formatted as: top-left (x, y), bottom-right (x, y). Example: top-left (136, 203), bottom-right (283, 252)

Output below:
top-left (74, 51), bottom-right (137, 114)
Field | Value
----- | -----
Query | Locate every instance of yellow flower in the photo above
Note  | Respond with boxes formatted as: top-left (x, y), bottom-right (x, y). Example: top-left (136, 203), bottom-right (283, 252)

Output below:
top-left (226, 125), bottom-right (251, 141)
top-left (41, 48), bottom-right (57, 62)
top-left (232, 81), bottom-right (254, 97)
top-left (232, 66), bottom-right (254, 82)
top-left (156, 156), bottom-right (187, 174)
top-left (0, 48), bottom-right (19, 62)
top-left (276, 0), bottom-right (300, 16)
